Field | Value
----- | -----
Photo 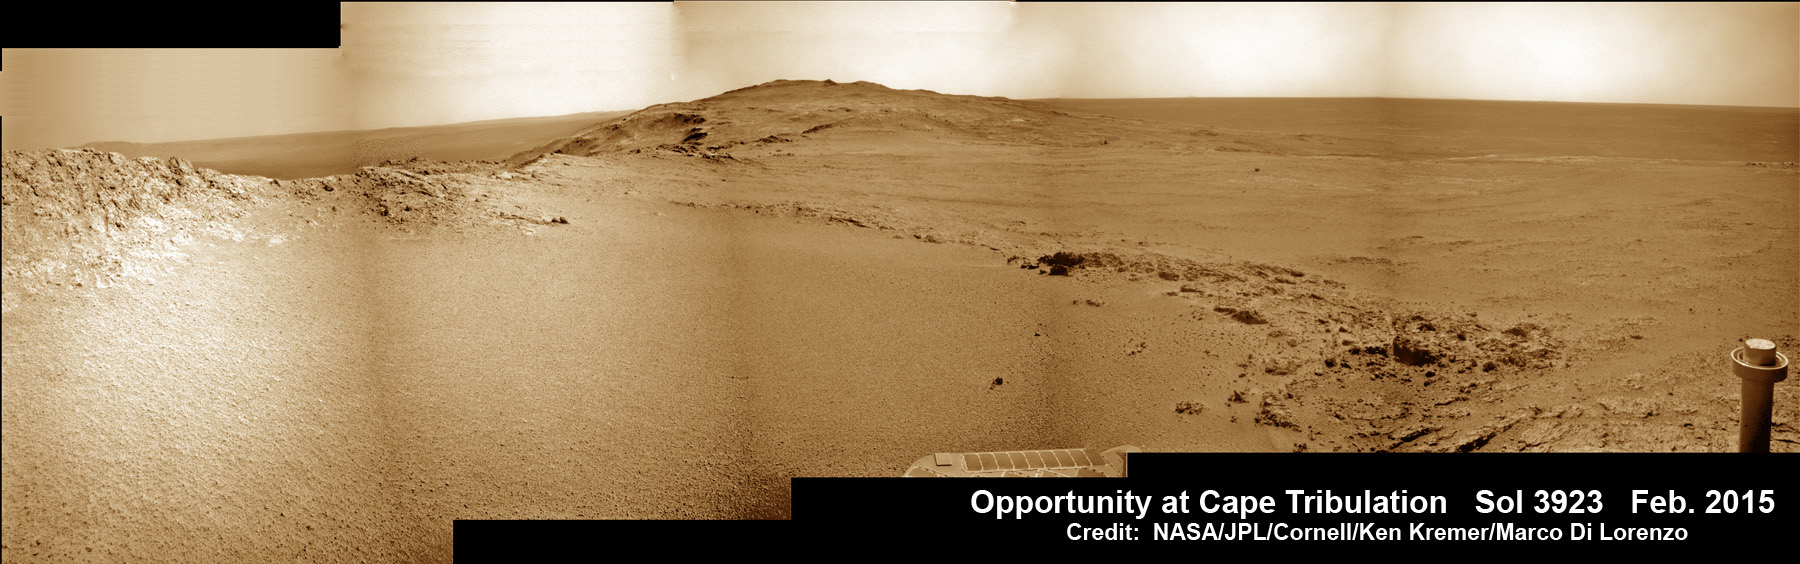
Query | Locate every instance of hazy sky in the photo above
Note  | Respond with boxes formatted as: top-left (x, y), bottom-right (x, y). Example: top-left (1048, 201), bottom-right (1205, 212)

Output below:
top-left (4, 2), bottom-right (1795, 150)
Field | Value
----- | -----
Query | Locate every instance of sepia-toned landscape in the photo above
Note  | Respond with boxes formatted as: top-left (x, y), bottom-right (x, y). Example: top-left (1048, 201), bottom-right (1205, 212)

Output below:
top-left (4, 77), bottom-right (1795, 559)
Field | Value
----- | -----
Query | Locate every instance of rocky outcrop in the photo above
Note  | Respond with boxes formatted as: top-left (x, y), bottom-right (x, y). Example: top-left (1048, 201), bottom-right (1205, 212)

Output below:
top-left (3, 149), bottom-right (272, 304)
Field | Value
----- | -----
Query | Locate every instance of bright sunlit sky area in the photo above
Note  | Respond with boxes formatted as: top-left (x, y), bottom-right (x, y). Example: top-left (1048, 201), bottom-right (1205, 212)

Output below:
top-left (4, 2), bottom-right (1795, 150)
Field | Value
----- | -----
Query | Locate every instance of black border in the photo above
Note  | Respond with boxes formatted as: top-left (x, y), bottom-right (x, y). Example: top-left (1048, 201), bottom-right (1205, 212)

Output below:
top-left (1, 2), bottom-right (339, 49)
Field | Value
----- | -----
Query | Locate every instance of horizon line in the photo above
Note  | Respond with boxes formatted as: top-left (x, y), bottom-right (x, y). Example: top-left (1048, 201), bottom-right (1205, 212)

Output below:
top-left (50, 92), bottom-right (1800, 150)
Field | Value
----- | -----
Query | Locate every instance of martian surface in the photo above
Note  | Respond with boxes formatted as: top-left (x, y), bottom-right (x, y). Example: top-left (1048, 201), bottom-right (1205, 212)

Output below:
top-left (4, 80), bottom-right (1796, 561)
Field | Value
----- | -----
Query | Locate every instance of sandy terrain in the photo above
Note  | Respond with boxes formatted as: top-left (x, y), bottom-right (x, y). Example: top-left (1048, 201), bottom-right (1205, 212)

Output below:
top-left (4, 80), bottom-right (1796, 561)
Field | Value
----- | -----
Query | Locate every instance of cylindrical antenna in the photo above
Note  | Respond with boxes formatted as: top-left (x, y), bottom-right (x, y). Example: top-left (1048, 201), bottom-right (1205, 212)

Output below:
top-left (1730, 338), bottom-right (1789, 453)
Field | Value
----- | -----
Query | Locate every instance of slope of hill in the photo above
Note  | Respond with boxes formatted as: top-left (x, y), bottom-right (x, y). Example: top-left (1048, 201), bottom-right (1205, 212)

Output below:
top-left (1, 149), bottom-right (564, 313)
top-left (85, 111), bottom-right (629, 180)
top-left (507, 79), bottom-right (1354, 164)
top-left (2, 149), bottom-right (271, 302)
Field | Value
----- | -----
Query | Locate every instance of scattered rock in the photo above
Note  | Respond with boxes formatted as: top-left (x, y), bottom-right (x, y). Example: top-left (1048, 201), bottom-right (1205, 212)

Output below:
top-left (1213, 305), bottom-right (1269, 325)
top-left (1387, 425), bottom-right (1440, 449)
top-left (1262, 357), bottom-right (1303, 375)
top-left (1392, 334), bottom-right (1445, 366)
top-left (1255, 394), bottom-right (1299, 429)
top-left (1448, 409), bottom-right (1534, 452)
